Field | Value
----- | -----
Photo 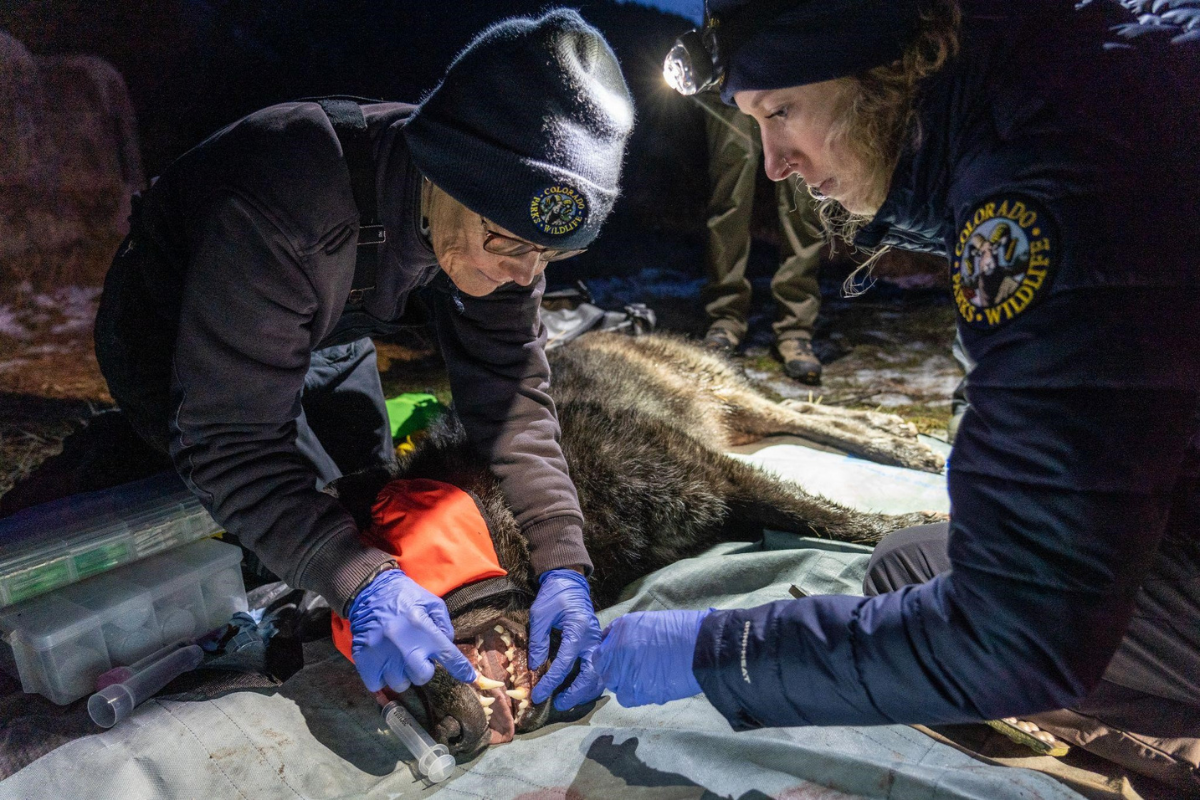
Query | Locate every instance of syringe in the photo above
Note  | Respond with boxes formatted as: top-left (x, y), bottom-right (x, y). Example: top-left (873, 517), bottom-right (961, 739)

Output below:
top-left (88, 644), bottom-right (204, 728)
top-left (377, 693), bottom-right (456, 783)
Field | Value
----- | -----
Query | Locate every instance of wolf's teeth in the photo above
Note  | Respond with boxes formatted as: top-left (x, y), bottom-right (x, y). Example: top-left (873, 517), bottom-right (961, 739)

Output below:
top-left (494, 625), bottom-right (505, 634)
top-left (500, 631), bottom-right (514, 647)
top-left (505, 647), bottom-right (516, 660)
top-left (475, 636), bottom-right (484, 650)
top-left (475, 675), bottom-right (505, 690)
top-left (478, 696), bottom-right (495, 707)
top-left (505, 687), bottom-right (528, 700)
top-left (506, 664), bottom-right (515, 676)
top-left (518, 699), bottom-right (530, 712)
top-left (483, 706), bottom-right (493, 719)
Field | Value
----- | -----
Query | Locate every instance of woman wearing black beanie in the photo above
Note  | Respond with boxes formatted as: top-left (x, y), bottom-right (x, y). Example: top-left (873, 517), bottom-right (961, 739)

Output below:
top-left (95, 9), bottom-right (633, 717)
top-left (567, 1), bottom-right (1200, 789)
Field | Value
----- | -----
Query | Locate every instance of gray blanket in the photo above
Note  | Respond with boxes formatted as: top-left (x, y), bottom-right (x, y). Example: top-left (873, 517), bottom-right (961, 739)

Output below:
top-left (0, 535), bottom-right (1084, 800)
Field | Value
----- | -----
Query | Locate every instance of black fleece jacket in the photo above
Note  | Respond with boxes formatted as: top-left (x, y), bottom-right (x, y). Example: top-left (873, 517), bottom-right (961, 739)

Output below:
top-left (133, 101), bottom-right (589, 614)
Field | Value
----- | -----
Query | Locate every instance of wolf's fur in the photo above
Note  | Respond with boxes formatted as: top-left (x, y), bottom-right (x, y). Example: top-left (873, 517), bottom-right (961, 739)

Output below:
top-left (328, 332), bottom-right (944, 754)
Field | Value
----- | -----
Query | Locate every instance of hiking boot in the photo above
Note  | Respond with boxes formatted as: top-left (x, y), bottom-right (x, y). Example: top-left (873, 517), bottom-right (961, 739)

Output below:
top-left (703, 325), bottom-right (741, 355)
top-left (777, 338), bottom-right (822, 384)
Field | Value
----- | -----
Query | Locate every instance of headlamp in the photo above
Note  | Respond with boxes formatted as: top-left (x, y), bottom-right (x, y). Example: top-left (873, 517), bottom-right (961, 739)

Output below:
top-left (662, 26), bottom-right (722, 96)
top-left (664, 0), bottom-right (803, 98)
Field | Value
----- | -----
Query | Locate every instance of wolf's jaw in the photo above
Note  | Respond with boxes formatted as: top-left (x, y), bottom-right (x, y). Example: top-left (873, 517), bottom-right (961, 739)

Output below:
top-left (457, 623), bottom-right (537, 744)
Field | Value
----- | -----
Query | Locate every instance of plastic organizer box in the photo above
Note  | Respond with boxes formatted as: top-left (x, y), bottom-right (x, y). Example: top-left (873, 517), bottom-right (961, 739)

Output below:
top-left (0, 538), bottom-right (247, 705)
top-left (0, 472), bottom-right (221, 608)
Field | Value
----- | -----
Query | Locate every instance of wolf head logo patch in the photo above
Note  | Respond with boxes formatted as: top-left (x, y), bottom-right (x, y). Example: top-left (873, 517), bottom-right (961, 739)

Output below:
top-left (952, 196), bottom-right (1057, 329)
top-left (529, 185), bottom-right (587, 236)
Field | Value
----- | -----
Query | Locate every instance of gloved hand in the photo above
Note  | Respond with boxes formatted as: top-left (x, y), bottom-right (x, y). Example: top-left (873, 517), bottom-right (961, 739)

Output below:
top-left (528, 569), bottom-right (602, 706)
top-left (348, 568), bottom-right (477, 693)
top-left (555, 609), bottom-right (711, 710)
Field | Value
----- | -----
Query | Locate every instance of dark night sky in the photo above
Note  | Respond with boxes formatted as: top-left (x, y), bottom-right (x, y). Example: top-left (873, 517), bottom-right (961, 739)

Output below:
top-left (3, 0), bottom-right (717, 281)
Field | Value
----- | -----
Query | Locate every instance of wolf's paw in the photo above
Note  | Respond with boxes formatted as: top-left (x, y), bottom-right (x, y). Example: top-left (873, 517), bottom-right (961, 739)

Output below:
top-left (890, 439), bottom-right (946, 474)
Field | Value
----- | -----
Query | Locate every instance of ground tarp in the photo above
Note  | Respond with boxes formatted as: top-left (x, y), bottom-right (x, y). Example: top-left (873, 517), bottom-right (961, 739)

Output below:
top-left (1, 442), bottom-right (1093, 800)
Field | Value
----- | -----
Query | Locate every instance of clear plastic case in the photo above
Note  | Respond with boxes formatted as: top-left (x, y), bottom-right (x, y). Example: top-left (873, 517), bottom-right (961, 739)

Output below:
top-left (0, 538), bottom-right (246, 705)
top-left (0, 472), bottom-right (221, 608)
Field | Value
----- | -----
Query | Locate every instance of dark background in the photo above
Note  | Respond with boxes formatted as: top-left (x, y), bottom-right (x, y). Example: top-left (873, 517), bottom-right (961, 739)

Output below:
top-left (2, 0), bottom-right (728, 284)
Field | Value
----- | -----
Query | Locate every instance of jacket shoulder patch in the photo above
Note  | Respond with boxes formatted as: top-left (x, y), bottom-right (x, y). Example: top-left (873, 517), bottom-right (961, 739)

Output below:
top-left (951, 195), bottom-right (1057, 329)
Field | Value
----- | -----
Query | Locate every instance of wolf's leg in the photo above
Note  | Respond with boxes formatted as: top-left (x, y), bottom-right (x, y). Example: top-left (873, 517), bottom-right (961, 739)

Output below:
top-left (717, 456), bottom-right (944, 546)
top-left (778, 399), bottom-right (918, 439)
top-left (721, 388), bottom-right (945, 473)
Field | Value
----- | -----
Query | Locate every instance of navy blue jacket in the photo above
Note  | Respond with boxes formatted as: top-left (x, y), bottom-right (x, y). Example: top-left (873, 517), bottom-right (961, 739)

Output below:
top-left (695, 0), bottom-right (1200, 727)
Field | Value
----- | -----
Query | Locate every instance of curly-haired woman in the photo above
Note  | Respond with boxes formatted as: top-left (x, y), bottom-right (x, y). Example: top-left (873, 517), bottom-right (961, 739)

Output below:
top-left (566, 1), bottom-right (1200, 789)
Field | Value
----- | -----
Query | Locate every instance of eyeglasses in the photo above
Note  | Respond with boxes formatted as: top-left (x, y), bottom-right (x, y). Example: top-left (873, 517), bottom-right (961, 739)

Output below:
top-left (480, 217), bottom-right (586, 262)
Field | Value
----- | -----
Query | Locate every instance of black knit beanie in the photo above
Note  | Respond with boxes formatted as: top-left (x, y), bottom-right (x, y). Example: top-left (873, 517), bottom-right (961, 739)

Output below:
top-left (711, 0), bottom-right (921, 104)
top-left (404, 9), bottom-right (634, 251)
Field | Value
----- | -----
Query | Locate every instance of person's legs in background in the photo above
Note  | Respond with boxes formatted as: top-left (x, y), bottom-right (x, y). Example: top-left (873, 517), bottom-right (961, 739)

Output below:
top-left (771, 178), bottom-right (824, 384)
top-left (699, 95), bottom-right (759, 353)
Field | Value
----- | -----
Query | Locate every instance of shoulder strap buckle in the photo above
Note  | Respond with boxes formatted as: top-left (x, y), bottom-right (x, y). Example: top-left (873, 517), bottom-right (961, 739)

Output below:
top-left (357, 224), bottom-right (386, 246)
top-left (312, 96), bottom-right (383, 301)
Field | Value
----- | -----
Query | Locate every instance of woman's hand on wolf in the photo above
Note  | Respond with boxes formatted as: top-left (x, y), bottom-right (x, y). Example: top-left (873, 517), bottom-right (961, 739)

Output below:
top-left (528, 569), bottom-right (602, 706)
top-left (348, 568), bottom-right (477, 693)
top-left (555, 609), bottom-right (711, 710)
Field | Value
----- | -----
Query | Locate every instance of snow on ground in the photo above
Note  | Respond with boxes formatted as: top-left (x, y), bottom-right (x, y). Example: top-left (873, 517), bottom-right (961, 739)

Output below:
top-left (0, 306), bottom-right (30, 340)
top-left (0, 287), bottom-right (102, 371)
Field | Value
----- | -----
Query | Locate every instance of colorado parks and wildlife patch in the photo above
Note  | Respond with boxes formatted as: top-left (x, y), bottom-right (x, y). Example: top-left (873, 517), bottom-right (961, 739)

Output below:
top-left (529, 185), bottom-right (587, 236)
top-left (951, 195), bottom-right (1057, 329)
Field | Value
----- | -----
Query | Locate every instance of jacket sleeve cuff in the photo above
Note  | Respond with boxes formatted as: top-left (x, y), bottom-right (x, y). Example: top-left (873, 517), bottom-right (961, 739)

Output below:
top-left (295, 524), bottom-right (397, 616)
top-left (522, 515), bottom-right (593, 577)
top-left (693, 609), bottom-right (766, 731)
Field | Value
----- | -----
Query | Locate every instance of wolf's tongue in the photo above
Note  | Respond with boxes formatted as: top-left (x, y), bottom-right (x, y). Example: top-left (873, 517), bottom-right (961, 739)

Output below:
top-left (481, 648), bottom-right (515, 743)
top-left (458, 625), bottom-right (543, 746)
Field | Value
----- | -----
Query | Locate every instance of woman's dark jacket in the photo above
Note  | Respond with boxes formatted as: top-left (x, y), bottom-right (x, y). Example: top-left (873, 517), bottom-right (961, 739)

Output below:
top-left (696, 0), bottom-right (1200, 727)
top-left (100, 103), bottom-right (589, 615)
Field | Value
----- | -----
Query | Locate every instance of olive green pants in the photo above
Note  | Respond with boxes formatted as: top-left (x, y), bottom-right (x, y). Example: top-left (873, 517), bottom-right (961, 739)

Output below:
top-left (699, 95), bottom-right (823, 344)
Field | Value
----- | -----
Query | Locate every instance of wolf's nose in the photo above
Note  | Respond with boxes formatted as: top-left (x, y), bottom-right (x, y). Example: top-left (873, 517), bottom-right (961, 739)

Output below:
top-left (433, 714), bottom-right (464, 750)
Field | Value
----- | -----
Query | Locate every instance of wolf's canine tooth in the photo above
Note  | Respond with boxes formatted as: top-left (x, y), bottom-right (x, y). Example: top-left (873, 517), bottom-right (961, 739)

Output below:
top-left (474, 675), bottom-right (504, 690)
top-left (505, 687), bottom-right (528, 700)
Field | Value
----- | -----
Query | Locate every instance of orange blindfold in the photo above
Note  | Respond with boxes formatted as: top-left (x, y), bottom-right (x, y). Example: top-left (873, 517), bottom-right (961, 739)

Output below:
top-left (331, 478), bottom-right (507, 661)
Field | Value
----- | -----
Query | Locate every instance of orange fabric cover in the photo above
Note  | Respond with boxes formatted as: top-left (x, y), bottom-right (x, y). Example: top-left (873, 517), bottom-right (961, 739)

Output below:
top-left (331, 478), bottom-right (507, 662)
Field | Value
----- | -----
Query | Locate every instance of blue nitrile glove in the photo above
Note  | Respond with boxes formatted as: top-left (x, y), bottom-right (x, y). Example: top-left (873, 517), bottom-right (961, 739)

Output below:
top-left (555, 609), bottom-right (711, 710)
top-left (528, 569), bottom-right (602, 706)
top-left (348, 569), bottom-right (477, 693)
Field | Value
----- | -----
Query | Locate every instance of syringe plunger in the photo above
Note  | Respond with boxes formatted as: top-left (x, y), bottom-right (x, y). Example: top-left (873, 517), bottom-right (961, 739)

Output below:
top-left (381, 700), bottom-right (456, 783)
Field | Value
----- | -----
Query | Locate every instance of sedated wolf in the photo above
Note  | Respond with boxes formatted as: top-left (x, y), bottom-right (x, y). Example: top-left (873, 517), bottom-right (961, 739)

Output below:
top-left (327, 332), bottom-right (945, 756)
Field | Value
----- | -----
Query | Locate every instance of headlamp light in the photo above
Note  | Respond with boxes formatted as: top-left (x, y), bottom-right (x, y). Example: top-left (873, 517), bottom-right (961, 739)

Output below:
top-left (662, 28), bottom-right (721, 96)
top-left (664, 0), bottom-right (801, 98)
